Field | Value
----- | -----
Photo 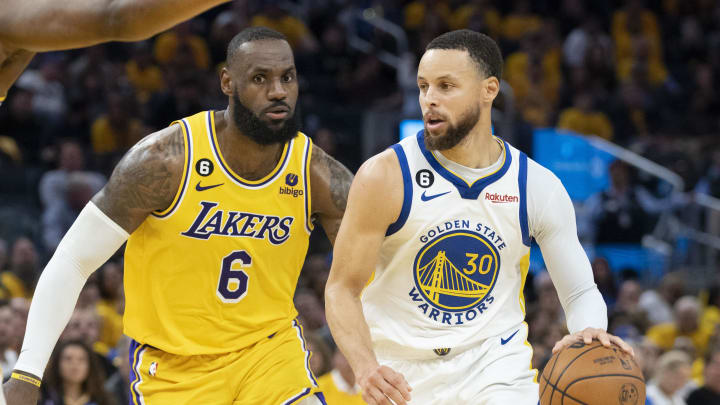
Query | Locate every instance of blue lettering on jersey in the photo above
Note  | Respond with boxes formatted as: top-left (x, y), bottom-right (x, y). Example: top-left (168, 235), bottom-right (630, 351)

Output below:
top-left (181, 201), bottom-right (293, 245)
top-left (410, 227), bottom-right (502, 325)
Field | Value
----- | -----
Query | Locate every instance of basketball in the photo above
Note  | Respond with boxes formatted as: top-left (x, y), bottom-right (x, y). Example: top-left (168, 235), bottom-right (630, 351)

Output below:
top-left (539, 340), bottom-right (645, 405)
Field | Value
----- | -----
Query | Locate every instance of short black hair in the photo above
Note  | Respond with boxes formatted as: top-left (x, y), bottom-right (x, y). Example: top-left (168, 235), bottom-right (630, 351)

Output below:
top-left (226, 26), bottom-right (288, 64)
top-left (426, 29), bottom-right (503, 80)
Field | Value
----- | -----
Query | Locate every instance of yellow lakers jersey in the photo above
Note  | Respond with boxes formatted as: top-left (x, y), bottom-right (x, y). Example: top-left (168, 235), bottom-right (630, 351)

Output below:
top-left (123, 110), bottom-right (314, 355)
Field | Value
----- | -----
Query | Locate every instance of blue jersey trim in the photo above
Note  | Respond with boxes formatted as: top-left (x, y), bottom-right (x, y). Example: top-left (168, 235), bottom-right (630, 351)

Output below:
top-left (415, 130), bottom-right (512, 199)
top-left (386, 144), bottom-right (412, 237)
top-left (518, 152), bottom-right (530, 246)
top-left (302, 137), bottom-right (313, 234)
top-left (315, 392), bottom-right (328, 405)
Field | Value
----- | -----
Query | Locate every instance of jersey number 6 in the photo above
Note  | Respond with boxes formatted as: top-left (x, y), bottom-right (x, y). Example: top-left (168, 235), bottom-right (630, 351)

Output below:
top-left (216, 251), bottom-right (250, 303)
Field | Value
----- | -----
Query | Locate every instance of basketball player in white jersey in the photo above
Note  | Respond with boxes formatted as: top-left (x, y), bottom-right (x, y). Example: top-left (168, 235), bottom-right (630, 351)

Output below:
top-left (325, 30), bottom-right (634, 404)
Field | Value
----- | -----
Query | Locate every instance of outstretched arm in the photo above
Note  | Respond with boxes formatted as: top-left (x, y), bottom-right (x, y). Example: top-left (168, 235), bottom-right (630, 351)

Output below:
top-left (325, 150), bottom-right (412, 405)
top-left (0, 0), bottom-right (229, 51)
top-left (3, 126), bottom-right (184, 405)
top-left (309, 144), bottom-right (353, 245)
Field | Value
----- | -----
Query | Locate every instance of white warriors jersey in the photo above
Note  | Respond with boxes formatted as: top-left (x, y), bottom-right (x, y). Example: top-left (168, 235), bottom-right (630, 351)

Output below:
top-left (363, 131), bottom-right (534, 353)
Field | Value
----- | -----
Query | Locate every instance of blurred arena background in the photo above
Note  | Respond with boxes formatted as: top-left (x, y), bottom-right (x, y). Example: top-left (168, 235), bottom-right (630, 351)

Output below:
top-left (0, 0), bottom-right (719, 404)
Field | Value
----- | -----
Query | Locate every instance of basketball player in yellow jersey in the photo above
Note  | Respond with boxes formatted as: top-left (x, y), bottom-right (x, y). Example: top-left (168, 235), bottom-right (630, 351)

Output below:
top-left (4, 27), bottom-right (352, 405)
top-left (0, 0), bottom-right (229, 105)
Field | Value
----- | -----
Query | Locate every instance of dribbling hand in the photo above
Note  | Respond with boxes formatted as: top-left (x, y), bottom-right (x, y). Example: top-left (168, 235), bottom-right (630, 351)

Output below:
top-left (552, 327), bottom-right (635, 358)
top-left (358, 364), bottom-right (412, 405)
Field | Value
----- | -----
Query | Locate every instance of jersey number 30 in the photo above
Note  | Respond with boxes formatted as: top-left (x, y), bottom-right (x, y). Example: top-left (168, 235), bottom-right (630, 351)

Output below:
top-left (216, 251), bottom-right (250, 303)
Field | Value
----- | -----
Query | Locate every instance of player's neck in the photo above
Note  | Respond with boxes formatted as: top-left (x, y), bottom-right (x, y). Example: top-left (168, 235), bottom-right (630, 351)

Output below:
top-left (215, 110), bottom-right (285, 181)
top-left (439, 118), bottom-right (500, 169)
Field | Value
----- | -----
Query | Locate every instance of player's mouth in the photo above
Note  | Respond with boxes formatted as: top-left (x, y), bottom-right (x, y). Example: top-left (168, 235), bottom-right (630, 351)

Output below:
top-left (425, 115), bottom-right (447, 131)
top-left (265, 106), bottom-right (290, 120)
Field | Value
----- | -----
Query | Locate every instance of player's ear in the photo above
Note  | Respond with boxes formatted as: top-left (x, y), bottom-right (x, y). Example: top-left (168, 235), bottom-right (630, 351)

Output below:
top-left (483, 76), bottom-right (500, 104)
top-left (220, 66), bottom-right (233, 97)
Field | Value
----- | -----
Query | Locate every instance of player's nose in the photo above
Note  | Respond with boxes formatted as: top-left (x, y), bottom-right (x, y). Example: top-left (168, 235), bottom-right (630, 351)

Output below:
top-left (267, 78), bottom-right (287, 100)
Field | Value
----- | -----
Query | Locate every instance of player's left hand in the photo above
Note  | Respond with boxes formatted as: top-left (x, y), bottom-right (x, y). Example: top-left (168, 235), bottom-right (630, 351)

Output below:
top-left (551, 327), bottom-right (635, 358)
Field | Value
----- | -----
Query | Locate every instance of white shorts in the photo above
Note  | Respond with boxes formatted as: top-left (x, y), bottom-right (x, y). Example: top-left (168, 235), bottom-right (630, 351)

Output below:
top-left (377, 323), bottom-right (539, 405)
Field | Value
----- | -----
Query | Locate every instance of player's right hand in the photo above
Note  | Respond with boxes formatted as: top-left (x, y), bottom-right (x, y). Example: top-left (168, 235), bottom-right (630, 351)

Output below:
top-left (358, 364), bottom-right (412, 405)
top-left (3, 376), bottom-right (41, 405)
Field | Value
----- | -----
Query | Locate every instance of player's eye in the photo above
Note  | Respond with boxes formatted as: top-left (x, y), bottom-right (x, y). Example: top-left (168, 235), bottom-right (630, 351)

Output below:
top-left (282, 74), bottom-right (294, 83)
top-left (418, 83), bottom-right (428, 91)
top-left (253, 75), bottom-right (265, 84)
top-left (440, 82), bottom-right (453, 90)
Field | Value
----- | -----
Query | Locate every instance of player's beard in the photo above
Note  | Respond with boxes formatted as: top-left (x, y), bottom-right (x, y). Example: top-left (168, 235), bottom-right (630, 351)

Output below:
top-left (231, 89), bottom-right (301, 145)
top-left (424, 104), bottom-right (481, 151)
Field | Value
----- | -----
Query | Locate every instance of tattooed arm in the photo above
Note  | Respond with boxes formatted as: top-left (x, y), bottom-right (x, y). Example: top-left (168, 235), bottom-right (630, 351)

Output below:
top-left (93, 124), bottom-right (185, 232)
top-left (309, 144), bottom-right (354, 245)
top-left (2, 126), bottom-right (184, 405)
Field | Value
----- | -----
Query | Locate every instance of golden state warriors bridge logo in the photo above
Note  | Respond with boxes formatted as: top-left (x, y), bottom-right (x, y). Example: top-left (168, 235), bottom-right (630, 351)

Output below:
top-left (410, 230), bottom-right (499, 325)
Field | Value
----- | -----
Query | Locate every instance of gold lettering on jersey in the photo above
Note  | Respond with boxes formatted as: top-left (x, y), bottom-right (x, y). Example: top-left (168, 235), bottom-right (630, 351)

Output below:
top-left (181, 201), bottom-right (294, 245)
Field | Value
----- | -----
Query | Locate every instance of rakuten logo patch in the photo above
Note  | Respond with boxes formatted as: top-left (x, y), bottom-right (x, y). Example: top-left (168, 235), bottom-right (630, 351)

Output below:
top-left (485, 192), bottom-right (519, 203)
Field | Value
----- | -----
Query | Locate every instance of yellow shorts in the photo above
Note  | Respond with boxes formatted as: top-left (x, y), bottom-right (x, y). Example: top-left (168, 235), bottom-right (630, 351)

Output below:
top-left (128, 320), bottom-right (325, 404)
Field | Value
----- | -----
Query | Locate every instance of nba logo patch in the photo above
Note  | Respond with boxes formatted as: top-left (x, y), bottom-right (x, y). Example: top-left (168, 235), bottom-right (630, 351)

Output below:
top-left (149, 361), bottom-right (158, 377)
top-left (285, 173), bottom-right (299, 186)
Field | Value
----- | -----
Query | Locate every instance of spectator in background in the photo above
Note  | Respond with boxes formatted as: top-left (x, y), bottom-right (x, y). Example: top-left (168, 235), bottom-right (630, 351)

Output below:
top-left (640, 272), bottom-right (686, 326)
top-left (687, 348), bottom-right (720, 405)
top-left (610, 279), bottom-right (650, 337)
top-left (635, 338), bottom-right (662, 381)
top-left (39, 139), bottom-right (105, 211)
top-left (318, 349), bottom-right (364, 404)
top-left (1, 87), bottom-right (47, 164)
top-left (104, 336), bottom-right (131, 405)
top-left (15, 58), bottom-right (68, 124)
top-left (0, 301), bottom-right (18, 378)
top-left (591, 257), bottom-right (618, 307)
top-left (612, 0), bottom-right (662, 69)
top-left (506, 31), bottom-right (561, 127)
top-left (295, 288), bottom-right (327, 331)
top-left (251, 1), bottom-right (318, 54)
top-left (62, 308), bottom-right (117, 378)
top-left (646, 350), bottom-right (692, 405)
top-left (563, 15), bottom-right (612, 69)
top-left (1, 237), bottom-right (40, 299)
top-left (41, 340), bottom-right (115, 405)
top-left (153, 21), bottom-right (210, 70)
top-left (646, 296), bottom-right (714, 358)
top-left (501, 0), bottom-right (543, 43)
top-left (42, 172), bottom-right (100, 252)
top-left (403, 0), bottom-right (452, 34)
top-left (449, 0), bottom-right (500, 38)
top-left (586, 160), bottom-right (660, 244)
top-left (147, 72), bottom-right (206, 130)
top-left (210, 0), bottom-right (250, 63)
top-left (97, 261), bottom-right (123, 315)
top-left (125, 42), bottom-right (166, 104)
top-left (10, 298), bottom-right (29, 353)
top-left (557, 92), bottom-right (614, 140)
top-left (90, 92), bottom-right (145, 156)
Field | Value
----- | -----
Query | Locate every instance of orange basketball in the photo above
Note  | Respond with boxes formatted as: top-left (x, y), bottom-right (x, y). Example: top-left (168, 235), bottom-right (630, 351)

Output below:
top-left (539, 340), bottom-right (645, 405)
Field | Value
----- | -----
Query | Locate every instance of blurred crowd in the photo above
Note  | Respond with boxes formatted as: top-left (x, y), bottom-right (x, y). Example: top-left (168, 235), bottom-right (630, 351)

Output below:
top-left (1, 0), bottom-right (720, 404)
